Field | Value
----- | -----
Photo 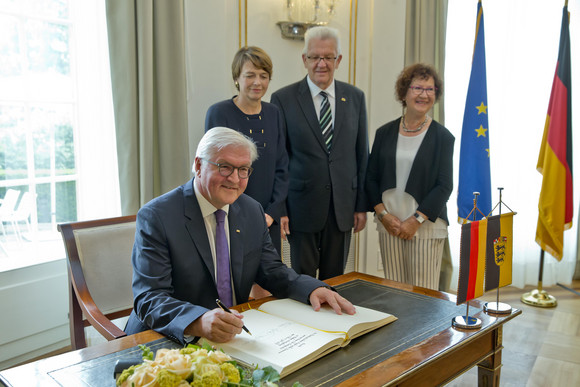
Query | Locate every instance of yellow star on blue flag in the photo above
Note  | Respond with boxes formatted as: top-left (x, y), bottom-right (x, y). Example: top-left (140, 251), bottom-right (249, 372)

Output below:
top-left (476, 102), bottom-right (487, 115)
top-left (475, 125), bottom-right (488, 138)
top-left (458, 0), bottom-right (492, 222)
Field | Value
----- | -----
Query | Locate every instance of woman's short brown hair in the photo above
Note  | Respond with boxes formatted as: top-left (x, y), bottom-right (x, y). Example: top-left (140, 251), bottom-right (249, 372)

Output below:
top-left (395, 63), bottom-right (443, 107)
top-left (231, 46), bottom-right (273, 90)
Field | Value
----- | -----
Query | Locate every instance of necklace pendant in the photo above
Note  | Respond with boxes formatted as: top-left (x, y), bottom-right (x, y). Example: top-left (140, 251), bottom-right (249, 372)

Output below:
top-left (402, 115), bottom-right (429, 133)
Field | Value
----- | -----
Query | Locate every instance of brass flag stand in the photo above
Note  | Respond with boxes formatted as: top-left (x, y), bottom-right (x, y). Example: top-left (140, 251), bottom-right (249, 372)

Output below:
top-left (522, 0), bottom-right (571, 308)
top-left (483, 187), bottom-right (513, 314)
top-left (521, 249), bottom-right (558, 307)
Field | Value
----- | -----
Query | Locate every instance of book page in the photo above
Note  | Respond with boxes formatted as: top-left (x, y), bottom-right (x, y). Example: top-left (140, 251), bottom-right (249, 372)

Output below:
top-left (205, 309), bottom-right (344, 377)
top-left (258, 298), bottom-right (396, 340)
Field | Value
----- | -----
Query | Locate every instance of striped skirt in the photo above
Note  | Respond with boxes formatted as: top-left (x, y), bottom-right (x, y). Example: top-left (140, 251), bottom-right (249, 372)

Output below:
top-left (378, 233), bottom-right (445, 290)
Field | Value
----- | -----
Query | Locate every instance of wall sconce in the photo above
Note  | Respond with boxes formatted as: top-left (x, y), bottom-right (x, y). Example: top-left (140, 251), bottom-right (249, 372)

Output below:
top-left (277, 0), bottom-right (339, 40)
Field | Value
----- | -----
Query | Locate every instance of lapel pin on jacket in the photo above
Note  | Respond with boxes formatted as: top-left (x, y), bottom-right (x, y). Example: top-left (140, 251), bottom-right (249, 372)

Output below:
top-left (341, 97), bottom-right (346, 102)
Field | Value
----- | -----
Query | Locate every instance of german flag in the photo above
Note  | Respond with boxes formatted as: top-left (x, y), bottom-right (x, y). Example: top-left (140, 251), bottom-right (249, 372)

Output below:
top-left (536, 3), bottom-right (573, 261)
top-left (485, 213), bottom-right (514, 291)
top-left (457, 219), bottom-right (487, 305)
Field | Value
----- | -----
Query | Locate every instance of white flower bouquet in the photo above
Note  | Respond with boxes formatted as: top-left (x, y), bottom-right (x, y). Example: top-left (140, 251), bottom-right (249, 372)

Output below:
top-left (116, 343), bottom-right (300, 387)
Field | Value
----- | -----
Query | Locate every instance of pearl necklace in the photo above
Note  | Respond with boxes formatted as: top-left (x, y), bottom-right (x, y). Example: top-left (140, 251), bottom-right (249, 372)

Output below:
top-left (402, 115), bottom-right (429, 133)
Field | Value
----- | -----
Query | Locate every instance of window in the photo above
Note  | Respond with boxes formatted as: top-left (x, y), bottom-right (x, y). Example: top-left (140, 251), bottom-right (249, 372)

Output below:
top-left (0, 0), bottom-right (120, 271)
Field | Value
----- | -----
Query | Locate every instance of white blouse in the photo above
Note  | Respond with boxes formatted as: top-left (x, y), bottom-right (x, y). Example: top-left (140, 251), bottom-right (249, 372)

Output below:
top-left (376, 130), bottom-right (448, 239)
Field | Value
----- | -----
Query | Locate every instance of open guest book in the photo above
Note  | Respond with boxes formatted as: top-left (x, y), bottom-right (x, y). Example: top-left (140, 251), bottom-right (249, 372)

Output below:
top-left (203, 298), bottom-right (397, 378)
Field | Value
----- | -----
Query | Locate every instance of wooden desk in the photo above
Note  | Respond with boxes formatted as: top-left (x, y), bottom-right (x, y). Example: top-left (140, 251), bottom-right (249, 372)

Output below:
top-left (0, 272), bottom-right (520, 387)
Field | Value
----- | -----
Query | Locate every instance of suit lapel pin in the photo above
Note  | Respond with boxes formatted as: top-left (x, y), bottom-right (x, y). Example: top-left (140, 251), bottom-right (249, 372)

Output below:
top-left (341, 97), bottom-right (346, 102)
top-left (236, 229), bottom-right (241, 233)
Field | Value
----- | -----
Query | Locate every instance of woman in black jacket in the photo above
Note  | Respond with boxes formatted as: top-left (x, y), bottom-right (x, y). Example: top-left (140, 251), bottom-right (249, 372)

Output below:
top-left (365, 63), bottom-right (454, 290)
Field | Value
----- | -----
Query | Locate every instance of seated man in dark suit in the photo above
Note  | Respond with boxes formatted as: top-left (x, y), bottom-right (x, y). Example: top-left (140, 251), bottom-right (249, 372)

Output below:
top-left (126, 127), bottom-right (355, 344)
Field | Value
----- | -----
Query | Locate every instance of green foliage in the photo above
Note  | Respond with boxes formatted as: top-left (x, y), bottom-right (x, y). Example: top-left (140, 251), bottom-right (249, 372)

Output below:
top-left (138, 344), bottom-right (154, 361)
top-left (201, 342), bottom-right (214, 352)
top-left (115, 364), bottom-right (138, 387)
top-left (118, 345), bottom-right (299, 387)
top-left (0, 105), bottom-right (77, 224)
top-left (251, 366), bottom-right (280, 387)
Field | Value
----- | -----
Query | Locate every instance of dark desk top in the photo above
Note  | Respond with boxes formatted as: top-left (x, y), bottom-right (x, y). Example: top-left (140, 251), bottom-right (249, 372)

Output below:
top-left (281, 278), bottom-right (480, 386)
top-left (0, 273), bottom-right (520, 387)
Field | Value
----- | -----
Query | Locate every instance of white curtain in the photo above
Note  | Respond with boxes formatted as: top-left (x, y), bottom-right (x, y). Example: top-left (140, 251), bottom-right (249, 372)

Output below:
top-left (404, 0), bottom-right (451, 291)
top-left (445, 0), bottom-right (580, 289)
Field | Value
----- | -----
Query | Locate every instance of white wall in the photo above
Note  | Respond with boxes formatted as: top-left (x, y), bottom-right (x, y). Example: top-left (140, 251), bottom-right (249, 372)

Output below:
top-left (362, 0), bottom-right (407, 277)
top-left (0, 0), bottom-right (407, 369)
top-left (0, 260), bottom-right (69, 370)
top-left (184, 0), bottom-right (406, 277)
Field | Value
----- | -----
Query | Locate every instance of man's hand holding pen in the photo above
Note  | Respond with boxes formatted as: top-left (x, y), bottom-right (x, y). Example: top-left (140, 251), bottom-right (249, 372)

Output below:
top-left (184, 306), bottom-right (246, 343)
top-left (216, 298), bottom-right (252, 335)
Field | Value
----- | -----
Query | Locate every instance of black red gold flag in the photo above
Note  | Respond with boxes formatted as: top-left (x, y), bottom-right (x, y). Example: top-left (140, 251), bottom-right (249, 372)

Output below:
top-left (536, 3), bottom-right (573, 260)
top-left (457, 219), bottom-right (487, 305)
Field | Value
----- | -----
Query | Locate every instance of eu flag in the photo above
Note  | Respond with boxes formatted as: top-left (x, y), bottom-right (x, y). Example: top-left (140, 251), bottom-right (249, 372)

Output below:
top-left (457, 0), bottom-right (492, 222)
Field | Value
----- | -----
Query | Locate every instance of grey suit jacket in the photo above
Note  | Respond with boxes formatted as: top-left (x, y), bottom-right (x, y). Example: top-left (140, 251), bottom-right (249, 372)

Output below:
top-left (271, 77), bottom-right (369, 232)
top-left (125, 178), bottom-right (324, 344)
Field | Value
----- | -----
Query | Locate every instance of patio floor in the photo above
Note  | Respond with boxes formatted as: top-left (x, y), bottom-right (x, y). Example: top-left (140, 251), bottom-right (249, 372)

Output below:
top-left (0, 228), bottom-right (65, 272)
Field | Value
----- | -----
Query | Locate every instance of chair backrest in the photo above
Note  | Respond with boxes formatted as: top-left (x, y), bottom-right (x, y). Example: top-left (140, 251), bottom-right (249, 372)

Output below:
top-left (11, 191), bottom-right (34, 221)
top-left (58, 215), bottom-right (136, 350)
top-left (0, 189), bottom-right (20, 217)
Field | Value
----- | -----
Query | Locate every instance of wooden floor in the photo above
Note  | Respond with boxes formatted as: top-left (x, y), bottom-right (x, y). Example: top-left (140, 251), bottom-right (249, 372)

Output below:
top-left (445, 281), bottom-right (580, 387)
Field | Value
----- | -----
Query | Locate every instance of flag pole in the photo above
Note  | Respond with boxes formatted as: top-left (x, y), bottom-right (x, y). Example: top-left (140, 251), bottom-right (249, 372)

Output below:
top-left (484, 187), bottom-right (512, 314)
top-left (521, 249), bottom-right (558, 307)
top-left (524, 0), bottom-right (570, 308)
top-left (452, 192), bottom-right (482, 329)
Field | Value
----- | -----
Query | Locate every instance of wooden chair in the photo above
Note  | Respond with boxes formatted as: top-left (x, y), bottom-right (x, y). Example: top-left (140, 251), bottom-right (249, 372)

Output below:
top-left (58, 215), bottom-right (137, 350)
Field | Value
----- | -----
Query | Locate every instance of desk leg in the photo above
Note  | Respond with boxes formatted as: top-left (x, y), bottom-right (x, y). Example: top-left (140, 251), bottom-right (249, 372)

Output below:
top-left (477, 325), bottom-right (503, 387)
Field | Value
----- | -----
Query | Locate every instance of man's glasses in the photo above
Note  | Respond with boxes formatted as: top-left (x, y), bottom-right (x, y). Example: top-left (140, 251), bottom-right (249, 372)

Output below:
top-left (306, 56), bottom-right (337, 64)
top-left (203, 159), bottom-right (253, 179)
top-left (408, 86), bottom-right (437, 96)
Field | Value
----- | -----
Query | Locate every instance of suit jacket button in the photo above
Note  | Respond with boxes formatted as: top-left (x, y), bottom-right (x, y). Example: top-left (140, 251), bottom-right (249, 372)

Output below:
top-left (325, 185), bottom-right (331, 190)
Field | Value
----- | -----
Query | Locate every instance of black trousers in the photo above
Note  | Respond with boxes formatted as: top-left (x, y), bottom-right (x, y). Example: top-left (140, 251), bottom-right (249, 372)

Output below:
top-left (289, 200), bottom-right (351, 280)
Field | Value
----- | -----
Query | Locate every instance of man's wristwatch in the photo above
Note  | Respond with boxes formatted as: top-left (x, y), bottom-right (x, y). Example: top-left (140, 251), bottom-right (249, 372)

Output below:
top-left (378, 210), bottom-right (388, 221)
top-left (414, 212), bottom-right (426, 224)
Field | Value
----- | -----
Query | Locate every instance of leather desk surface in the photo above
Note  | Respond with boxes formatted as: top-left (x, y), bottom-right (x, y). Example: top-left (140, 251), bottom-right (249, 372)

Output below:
top-left (0, 272), bottom-right (520, 387)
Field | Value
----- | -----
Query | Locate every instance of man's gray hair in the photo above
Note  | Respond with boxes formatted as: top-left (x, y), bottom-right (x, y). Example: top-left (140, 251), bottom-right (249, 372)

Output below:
top-left (193, 127), bottom-right (258, 172)
top-left (302, 26), bottom-right (341, 56)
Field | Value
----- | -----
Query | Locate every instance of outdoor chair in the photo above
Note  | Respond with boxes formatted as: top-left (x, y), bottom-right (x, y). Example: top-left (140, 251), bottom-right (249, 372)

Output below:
top-left (0, 189), bottom-right (21, 237)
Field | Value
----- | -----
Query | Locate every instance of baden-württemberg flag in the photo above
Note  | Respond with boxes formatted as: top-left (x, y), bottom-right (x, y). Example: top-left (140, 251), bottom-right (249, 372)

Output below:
top-left (536, 3), bottom-right (573, 261)
top-left (458, 0), bottom-right (491, 222)
top-left (457, 212), bottom-right (515, 305)
top-left (485, 213), bottom-right (514, 291)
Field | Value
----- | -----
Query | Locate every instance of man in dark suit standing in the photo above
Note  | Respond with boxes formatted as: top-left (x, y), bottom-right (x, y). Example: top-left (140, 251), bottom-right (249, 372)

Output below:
top-left (126, 127), bottom-right (354, 344)
top-left (271, 27), bottom-right (368, 280)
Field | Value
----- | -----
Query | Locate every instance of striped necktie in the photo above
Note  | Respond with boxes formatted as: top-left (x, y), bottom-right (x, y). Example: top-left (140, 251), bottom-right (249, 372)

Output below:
top-left (319, 91), bottom-right (333, 151)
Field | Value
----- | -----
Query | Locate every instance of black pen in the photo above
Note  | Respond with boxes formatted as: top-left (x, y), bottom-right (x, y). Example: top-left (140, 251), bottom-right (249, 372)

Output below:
top-left (216, 298), bottom-right (252, 335)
